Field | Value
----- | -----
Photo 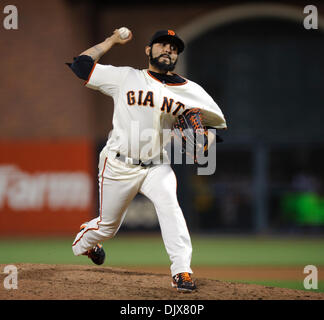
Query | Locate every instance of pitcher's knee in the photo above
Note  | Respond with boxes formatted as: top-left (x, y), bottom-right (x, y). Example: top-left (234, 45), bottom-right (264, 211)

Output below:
top-left (97, 222), bottom-right (120, 239)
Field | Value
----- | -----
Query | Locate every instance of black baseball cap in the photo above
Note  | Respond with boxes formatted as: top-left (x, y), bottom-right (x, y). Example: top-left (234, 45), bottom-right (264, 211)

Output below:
top-left (149, 29), bottom-right (185, 53)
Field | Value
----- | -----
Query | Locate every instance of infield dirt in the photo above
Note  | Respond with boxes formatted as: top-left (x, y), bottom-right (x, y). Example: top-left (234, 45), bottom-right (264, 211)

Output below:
top-left (0, 263), bottom-right (323, 300)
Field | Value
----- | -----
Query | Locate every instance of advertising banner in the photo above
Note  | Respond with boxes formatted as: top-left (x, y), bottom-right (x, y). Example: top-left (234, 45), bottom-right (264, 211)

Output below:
top-left (0, 140), bottom-right (95, 236)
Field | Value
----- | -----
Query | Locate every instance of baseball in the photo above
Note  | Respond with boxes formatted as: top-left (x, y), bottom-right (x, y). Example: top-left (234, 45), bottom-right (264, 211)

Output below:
top-left (118, 27), bottom-right (130, 40)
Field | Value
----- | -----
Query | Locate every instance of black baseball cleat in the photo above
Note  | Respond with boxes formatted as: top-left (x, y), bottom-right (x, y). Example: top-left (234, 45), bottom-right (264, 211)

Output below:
top-left (83, 243), bottom-right (106, 265)
top-left (171, 272), bottom-right (196, 292)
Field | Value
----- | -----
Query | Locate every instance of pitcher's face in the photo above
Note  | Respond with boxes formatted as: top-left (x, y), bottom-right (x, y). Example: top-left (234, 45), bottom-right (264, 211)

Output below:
top-left (148, 42), bottom-right (178, 72)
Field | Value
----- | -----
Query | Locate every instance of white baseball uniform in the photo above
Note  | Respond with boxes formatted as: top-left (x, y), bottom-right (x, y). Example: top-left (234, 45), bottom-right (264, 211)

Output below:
top-left (72, 64), bottom-right (226, 276)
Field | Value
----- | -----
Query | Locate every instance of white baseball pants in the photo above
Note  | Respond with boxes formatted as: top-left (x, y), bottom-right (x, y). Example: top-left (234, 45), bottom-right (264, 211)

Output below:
top-left (72, 148), bottom-right (193, 276)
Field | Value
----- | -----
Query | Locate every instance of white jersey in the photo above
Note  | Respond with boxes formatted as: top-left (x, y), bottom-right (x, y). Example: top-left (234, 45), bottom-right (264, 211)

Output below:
top-left (86, 64), bottom-right (227, 162)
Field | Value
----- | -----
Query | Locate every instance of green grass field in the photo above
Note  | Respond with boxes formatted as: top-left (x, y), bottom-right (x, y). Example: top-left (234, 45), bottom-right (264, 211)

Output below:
top-left (235, 280), bottom-right (324, 292)
top-left (0, 234), bottom-right (323, 292)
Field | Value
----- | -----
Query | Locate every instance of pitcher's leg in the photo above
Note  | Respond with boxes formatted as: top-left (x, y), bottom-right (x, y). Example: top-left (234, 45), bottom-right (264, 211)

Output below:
top-left (72, 157), bottom-right (140, 256)
top-left (140, 164), bottom-right (193, 277)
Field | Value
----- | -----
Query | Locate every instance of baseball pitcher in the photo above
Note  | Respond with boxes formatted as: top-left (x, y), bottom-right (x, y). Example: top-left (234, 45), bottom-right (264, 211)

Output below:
top-left (67, 28), bottom-right (227, 292)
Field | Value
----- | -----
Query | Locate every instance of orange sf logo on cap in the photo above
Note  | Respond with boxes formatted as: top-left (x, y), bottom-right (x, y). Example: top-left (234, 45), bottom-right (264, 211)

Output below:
top-left (168, 30), bottom-right (175, 36)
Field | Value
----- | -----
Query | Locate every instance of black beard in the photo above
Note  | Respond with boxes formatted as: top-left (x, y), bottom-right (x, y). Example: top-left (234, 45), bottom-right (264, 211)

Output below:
top-left (149, 50), bottom-right (177, 72)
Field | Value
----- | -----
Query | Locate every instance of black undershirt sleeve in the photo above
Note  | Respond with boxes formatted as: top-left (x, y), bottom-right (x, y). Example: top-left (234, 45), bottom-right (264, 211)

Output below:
top-left (65, 55), bottom-right (95, 81)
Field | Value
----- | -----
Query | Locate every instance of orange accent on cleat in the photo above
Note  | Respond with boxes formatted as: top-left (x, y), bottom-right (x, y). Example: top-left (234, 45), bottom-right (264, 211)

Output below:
top-left (82, 243), bottom-right (105, 265)
top-left (172, 272), bottom-right (196, 292)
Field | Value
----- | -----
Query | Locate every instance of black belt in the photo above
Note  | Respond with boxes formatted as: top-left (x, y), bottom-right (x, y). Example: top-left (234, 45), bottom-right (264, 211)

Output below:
top-left (115, 152), bottom-right (153, 167)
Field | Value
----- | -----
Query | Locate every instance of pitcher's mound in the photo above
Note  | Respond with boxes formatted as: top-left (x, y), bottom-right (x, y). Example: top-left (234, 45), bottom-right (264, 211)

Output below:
top-left (0, 263), bottom-right (323, 300)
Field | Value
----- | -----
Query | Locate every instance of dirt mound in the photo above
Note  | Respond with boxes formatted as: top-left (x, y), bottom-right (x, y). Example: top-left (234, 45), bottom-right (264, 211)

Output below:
top-left (0, 263), bottom-right (323, 300)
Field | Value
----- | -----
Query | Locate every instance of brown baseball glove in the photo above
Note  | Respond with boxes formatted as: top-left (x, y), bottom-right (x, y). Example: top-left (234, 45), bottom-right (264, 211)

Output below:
top-left (173, 108), bottom-right (209, 163)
